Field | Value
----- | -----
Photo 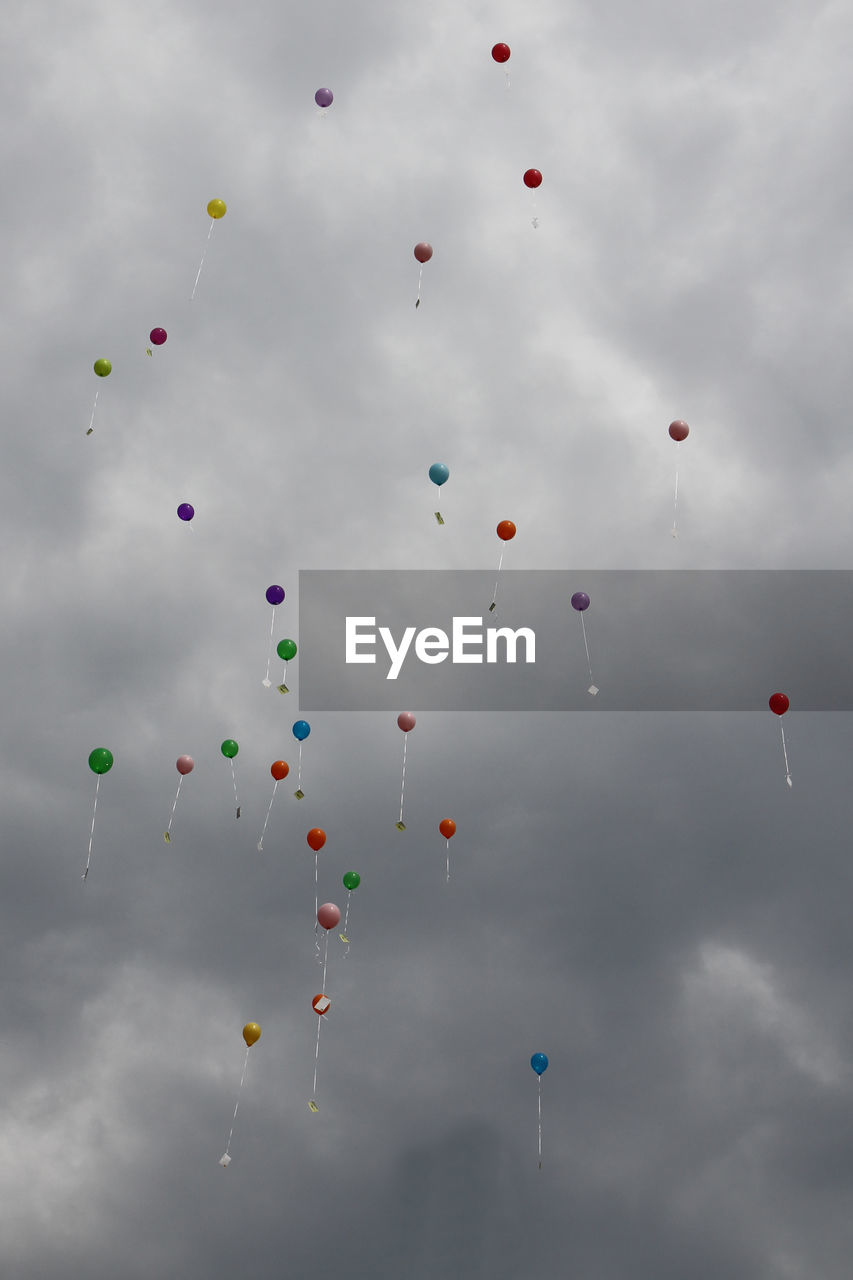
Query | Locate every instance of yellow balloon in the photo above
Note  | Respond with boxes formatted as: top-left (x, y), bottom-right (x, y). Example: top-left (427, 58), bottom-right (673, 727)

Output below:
top-left (207, 198), bottom-right (227, 220)
top-left (242, 1021), bottom-right (261, 1047)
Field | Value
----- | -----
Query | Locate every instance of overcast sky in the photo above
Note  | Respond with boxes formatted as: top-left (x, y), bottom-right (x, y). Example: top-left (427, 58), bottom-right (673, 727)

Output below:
top-left (3, 1), bottom-right (853, 1277)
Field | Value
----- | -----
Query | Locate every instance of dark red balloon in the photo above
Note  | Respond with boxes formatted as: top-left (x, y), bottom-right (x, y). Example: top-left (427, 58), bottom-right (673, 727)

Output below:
top-left (492, 43), bottom-right (511, 63)
top-left (523, 169), bottom-right (542, 189)
top-left (769, 693), bottom-right (790, 716)
top-left (669, 420), bottom-right (689, 442)
top-left (149, 327), bottom-right (167, 346)
top-left (414, 242), bottom-right (433, 264)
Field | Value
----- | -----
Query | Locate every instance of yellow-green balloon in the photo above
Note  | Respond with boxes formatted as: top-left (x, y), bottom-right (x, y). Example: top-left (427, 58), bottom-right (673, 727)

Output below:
top-left (93, 358), bottom-right (112, 377)
top-left (207, 198), bottom-right (227, 219)
top-left (88, 747), bottom-right (114, 775)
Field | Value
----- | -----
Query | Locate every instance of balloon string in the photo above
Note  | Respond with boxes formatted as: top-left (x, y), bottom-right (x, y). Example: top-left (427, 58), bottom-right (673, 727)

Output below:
top-left (86, 389), bottom-right (99, 436)
top-left (538, 1075), bottom-right (543, 1169)
top-left (505, 70), bottom-right (511, 89)
top-left (780, 721), bottom-right (792, 787)
top-left (223, 1045), bottom-right (250, 1160)
top-left (321, 928), bottom-right (330, 992)
top-left (491, 550), bottom-right (505, 609)
top-left (257, 781), bottom-right (278, 851)
top-left (165, 775), bottom-right (184, 839)
top-left (190, 220), bottom-right (216, 302)
top-left (672, 458), bottom-right (680, 537)
top-left (312, 1010), bottom-right (323, 1099)
top-left (580, 613), bottom-right (594, 685)
top-left (398, 734), bottom-right (408, 823)
top-left (230, 760), bottom-right (240, 818)
top-left (314, 853), bottom-right (321, 961)
top-left (416, 265), bottom-right (423, 309)
top-left (263, 607), bottom-right (275, 685)
top-left (297, 742), bottom-right (303, 793)
top-left (342, 892), bottom-right (351, 957)
top-left (82, 775), bottom-right (101, 881)
top-left (446, 837), bottom-right (450, 883)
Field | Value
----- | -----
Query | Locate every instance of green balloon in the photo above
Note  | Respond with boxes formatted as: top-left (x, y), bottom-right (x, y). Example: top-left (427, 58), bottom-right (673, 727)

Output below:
top-left (277, 638), bottom-right (298, 662)
top-left (220, 739), bottom-right (239, 759)
top-left (342, 871), bottom-right (361, 891)
top-left (88, 747), bottom-right (114, 775)
top-left (93, 358), bottom-right (112, 377)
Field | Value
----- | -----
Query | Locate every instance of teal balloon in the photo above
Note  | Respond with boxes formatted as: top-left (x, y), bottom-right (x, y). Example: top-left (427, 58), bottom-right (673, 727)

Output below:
top-left (88, 747), bottom-right (114, 775)
top-left (292, 720), bottom-right (310, 741)
top-left (220, 739), bottom-right (239, 759)
top-left (277, 638), bottom-right (298, 662)
top-left (342, 871), bottom-right (361, 891)
top-left (530, 1053), bottom-right (548, 1075)
top-left (428, 462), bottom-right (449, 487)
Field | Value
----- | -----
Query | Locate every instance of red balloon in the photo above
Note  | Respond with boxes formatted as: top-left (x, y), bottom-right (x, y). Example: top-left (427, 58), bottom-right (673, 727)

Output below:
top-left (317, 901), bottom-right (341, 930)
top-left (307, 827), bottom-right (326, 851)
top-left (769, 693), bottom-right (790, 716)
top-left (414, 242), bottom-right (433, 264)
top-left (669, 420), bottom-right (689, 442)
top-left (270, 760), bottom-right (289, 781)
top-left (176, 755), bottom-right (194, 775)
top-left (496, 520), bottom-right (516, 541)
top-left (397, 712), bottom-right (416, 733)
top-left (312, 993), bottom-right (331, 1016)
top-left (523, 169), bottom-right (542, 189)
top-left (439, 818), bottom-right (456, 840)
top-left (492, 42), bottom-right (511, 63)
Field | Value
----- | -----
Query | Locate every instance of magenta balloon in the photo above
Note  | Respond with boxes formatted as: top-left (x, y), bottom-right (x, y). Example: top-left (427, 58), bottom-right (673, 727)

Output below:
top-left (317, 902), bottom-right (341, 930)
top-left (314, 87), bottom-right (334, 108)
top-left (176, 755), bottom-right (194, 775)
top-left (571, 592), bottom-right (590, 612)
top-left (149, 327), bottom-right (167, 345)
top-left (397, 711), bottom-right (416, 733)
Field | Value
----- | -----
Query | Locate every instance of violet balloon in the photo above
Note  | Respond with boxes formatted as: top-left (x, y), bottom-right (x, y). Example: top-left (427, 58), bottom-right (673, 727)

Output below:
top-left (266, 585), bottom-right (285, 606)
top-left (571, 592), bottom-right (590, 612)
top-left (315, 87), bottom-right (334, 108)
top-left (177, 503), bottom-right (194, 522)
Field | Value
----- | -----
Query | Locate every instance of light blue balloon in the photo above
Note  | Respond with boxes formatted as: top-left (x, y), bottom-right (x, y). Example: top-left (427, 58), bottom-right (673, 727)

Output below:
top-left (530, 1052), bottom-right (548, 1076)
top-left (292, 720), bottom-right (311, 742)
top-left (428, 462), bottom-right (450, 487)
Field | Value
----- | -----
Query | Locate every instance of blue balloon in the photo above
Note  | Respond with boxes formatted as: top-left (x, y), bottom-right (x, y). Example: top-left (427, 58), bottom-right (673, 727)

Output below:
top-left (292, 720), bottom-right (311, 742)
top-left (530, 1052), bottom-right (548, 1075)
top-left (428, 462), bottom-right (450, 487)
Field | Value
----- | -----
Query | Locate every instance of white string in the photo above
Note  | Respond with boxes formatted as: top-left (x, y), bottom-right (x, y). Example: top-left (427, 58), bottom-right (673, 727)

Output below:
top-left (222, 1045), bottom-right (250, 1161)
top-left (321, 928), bottom-right (330, 991)
top-left (82, 775), bottom-right (100, 881)
top-left (86, 389), bottom-right (99, 436)
top-left (537, 1075), bottom-right (543, 1169)
top-left (671, 454), bottom-right (681, 537)
top-left (312, 1009), bottom-right (323, 1098)
top-left (263, 606), bottom-right (275, 686)
top-left (580, 613), bottom-right (594, 686)
top-left (341, 892), bottom-right (352, 957)
top-left (415, 264), bottom-right (423, 308)
top-left (297, 742), bottom-right (303, 794)
top-left (398, 734), bottom-right (408, 823)
top-left (190, 219), bottom-right (215, 301)
top-left (257, 781), bottom-right (278, 850)
top-left (230, 759), bottom-right (240, 818)
top-left (446, 838), bottom-right (450, 883)
top-left (490, 550), bottom-right (505, 610)
top-left (780, 721), bottom-right (792, 787)
top-left (314, 853), bottom-right (321, 961)
top-left (165, 775), bottom-right (183, 842)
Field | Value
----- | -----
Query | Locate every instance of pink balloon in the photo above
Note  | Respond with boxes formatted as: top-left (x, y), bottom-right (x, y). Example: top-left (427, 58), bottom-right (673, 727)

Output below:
top-left (317, 902), bottom-right (341, 930)
top-left (397, 712), bottom-right (416, 733)
top-left (176, 755), bottom-right (194, 775)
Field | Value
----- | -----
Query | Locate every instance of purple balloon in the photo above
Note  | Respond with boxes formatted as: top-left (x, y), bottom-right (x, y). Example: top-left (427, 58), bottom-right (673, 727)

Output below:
top-left (266, 584), bottom-right (285, 606)
top-left (314, 87), bottom-right (334, 108)
top-left (177, 503), bottom-right (194, 522)
top-left (571, 592), bottom-right (590, 612)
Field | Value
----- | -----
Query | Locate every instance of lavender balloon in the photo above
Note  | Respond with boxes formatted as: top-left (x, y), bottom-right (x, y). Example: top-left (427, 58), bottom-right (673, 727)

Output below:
top-left (266, 585), bottom-right (285, 606)
top-left (571, 592), bottom-right (590, 612)
top-left (314, 87), bottom-right (334, 108)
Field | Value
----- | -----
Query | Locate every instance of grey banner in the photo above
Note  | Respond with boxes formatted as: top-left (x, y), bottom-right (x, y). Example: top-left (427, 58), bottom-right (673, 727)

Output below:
top-left (297, 570), bottom-right (853, 711)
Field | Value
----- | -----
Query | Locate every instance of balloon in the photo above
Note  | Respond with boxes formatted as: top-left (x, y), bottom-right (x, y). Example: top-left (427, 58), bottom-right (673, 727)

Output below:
top-left (317, 902), bottom-right (341, 930)
top-left (88, 747), bottom-right (114, 775)
top-left (93, 358), bottom-right (112, 377)
top-left (530, 1052), bottom-right (549, 1075)
top-left (307, 827), bottom-right (326, 852)
top-left (270, 760), bottom-right (289, 781)
top-left (266, 584), bottom-right (285, 606)
top-left (177, 503), bottom-right (194, 522)
top-left (496, 520), bottom-right (516, 541)
top-left (491, 42), bottom-right (511, 62)
top-left (207, 198), bottom-right (227, 219)
top-left (312, 994), bottom-right (331, 1016)
top-left (439, 818), bottom-right (456, 840)
top-left (292, 720), bottom-right (311, 742)
top-left (149, 328), bottom-right (167, 346)
top-left (220, 739), bottom-right (239, 759)
top-left (242, 1022), bottom-right (261, 1047)
top-left (429, 462), bottom-right (449, 487)
top-left (571, 592), bottom-right (590, 612)
top-left (769, 692), bottom-right (790, 716)
top-left (669, 420), bottom-right (689, 442)
top-left (342, 871), bottom-right (361, 891)
top-left (523, 169), bottom-right (542, 189)
top-left (277, 638), bottom-right (297, 662)
top-left (176, 755), bottom-right (194, 775)
top-left (414, 242), bottom-right (433, 264)
top-left (397, 711), bottom-right (416, 733)
top-left (314, 87), bottom-right (334, 107)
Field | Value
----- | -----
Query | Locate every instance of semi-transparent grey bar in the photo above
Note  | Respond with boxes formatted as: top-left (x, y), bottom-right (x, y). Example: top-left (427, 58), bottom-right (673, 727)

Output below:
top-left (297, 570), bottom-right (853, 711)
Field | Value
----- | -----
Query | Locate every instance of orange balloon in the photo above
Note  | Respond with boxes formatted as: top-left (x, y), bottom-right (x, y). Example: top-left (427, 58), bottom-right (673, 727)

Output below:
top-left (496, 520), bottom-right (516, 541)
top-left (270, 760), bottom-right (289, 781)
top-left (307, 827), bottom-right (326, 852)
top-left (312, 994), bottom-right (331, 1016)
top-left (439, 818), bottom-right (456, 839)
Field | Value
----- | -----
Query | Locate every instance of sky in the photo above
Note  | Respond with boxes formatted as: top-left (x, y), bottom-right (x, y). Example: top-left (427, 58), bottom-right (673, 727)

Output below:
top-left (2, 1), bottom-right (853, 1276)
